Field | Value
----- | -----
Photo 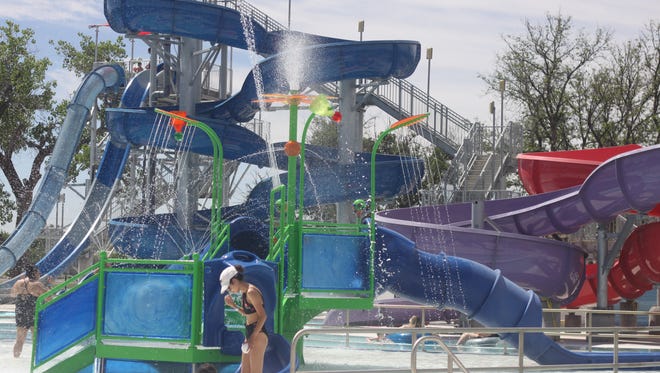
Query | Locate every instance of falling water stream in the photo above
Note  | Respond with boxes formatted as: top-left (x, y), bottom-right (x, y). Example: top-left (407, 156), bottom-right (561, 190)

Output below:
top-left (238, 2), bottom-right (281, 188)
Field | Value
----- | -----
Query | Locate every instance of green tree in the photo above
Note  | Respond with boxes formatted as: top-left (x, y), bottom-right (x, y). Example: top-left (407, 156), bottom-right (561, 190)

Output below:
top-left (639, 21), bottom-right (660, 144)
top-left (561, 21), bottom-right (659, 148)
top-left (0, 21), bottom-right (60, 224)
top-left (50, 32), bottom-right (127, 78)
top-left (482, 13), bottom-right (611, 151)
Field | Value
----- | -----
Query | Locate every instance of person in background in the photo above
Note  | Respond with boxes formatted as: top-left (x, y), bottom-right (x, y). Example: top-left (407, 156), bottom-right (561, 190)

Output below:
top-left (10, 264), bottom-right (51, 358)
top-left (133, 61), bottom-right (144, 73)
top-left (221, 265), bottom-right (268, 373)
top-left (457, 332), bottom-right (497, 345)
top-left (196, 363), bottom-right (218, 373)
top-left (352, 198), bottom-right (371, 223)
top-left (367, 315), bottom-right (422, 342)
top-left (402, 315), bottom-right (422, 328)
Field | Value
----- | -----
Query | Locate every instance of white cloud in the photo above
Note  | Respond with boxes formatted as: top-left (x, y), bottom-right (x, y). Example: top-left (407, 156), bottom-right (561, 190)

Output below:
top-left (0, 0), bottom-right (101, 23)
top-left (48, 68), bottom-right (80, 102)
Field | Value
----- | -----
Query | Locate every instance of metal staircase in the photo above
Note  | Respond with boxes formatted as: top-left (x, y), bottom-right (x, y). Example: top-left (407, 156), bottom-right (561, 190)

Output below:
top-left (441, 122), bottom-right (523, 203)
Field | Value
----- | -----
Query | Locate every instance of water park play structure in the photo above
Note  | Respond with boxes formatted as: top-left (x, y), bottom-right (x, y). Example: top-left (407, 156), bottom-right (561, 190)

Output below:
top-left (0, 0), bottom-right (660, 372)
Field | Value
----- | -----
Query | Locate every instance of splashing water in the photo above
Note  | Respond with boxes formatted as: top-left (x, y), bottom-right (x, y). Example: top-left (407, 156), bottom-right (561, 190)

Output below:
top-left (237, 2), bottom-right (283, 189)
top-left (278, 32), bottom-right (310, 92)
top-left (238, 5), bottom-right (265, 109)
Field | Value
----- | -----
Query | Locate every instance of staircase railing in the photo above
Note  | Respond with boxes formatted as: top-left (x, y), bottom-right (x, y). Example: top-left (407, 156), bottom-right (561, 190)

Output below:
top-left (317, 78), bottom-right (472, 156)
top-left (214, 0), bottom-right (491, 200)
top-left (443, 122), bottom-right (523, 203)
top-left (367, 78), bottom-right (472, 156)
top-left (219, 1), bottom-right (285, 33)
top-left (219, 0), bottom-right (474, 157)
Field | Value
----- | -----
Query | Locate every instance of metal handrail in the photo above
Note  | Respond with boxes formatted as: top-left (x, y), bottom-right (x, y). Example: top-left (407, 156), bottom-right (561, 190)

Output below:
top-left (411, 335), bottom-right (469, 373)
top-left (290, 324), bottom-right (660, 373)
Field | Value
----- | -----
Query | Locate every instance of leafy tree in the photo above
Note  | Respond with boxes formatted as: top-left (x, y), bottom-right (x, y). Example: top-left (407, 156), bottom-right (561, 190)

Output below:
top-left (0, 21), bottom-right (60, 224)
top-left (481, 13), bottom-right (611, 151)
top-left (639, 21), bottom-right (660, 144)
top-left (50, 32), bottom-right (127, 78)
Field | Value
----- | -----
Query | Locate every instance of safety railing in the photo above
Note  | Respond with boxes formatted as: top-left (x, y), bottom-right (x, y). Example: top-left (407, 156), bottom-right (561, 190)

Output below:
top-left (31, 253), bottom-right (219, 373)
top-left (543, 307), bottom-right (660, 351)
top-left (331, 303), bottom-right (448, 332)
top-left (317, 78), bottom-right (473, 157)
top-left (217, 0), bottom-right (286, 33)
top-left (290, 323), bottom-right (660, 373)
top-left (370, 77), bottom-right (472, 154)
top-left (411, 335), bottom-right (469, 373)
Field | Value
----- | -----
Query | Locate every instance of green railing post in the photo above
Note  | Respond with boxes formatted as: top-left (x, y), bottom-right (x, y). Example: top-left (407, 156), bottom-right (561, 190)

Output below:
top-left (190, 253), bottom-right (202, 347)
top-left (285, 95), bottom-right (301, 295)
top-left (95, 251), bottom-right (108, 344)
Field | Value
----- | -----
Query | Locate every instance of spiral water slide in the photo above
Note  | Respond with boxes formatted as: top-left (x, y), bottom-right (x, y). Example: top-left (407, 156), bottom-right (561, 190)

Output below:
top-left (375, 145), bottom-right (660, 365)
top-left (517, 144), bottom-right (660, 305)
top-left (0, 65), bottom-right (126, 282)
top-left (102, 0), bottom-right (424, 257)
top-left (0, 0), bottom-right (420, 284)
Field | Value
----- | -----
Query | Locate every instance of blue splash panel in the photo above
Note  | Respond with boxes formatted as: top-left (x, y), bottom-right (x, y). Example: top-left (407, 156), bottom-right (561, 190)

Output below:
top-left (36, 279), bottom-right (98, 365)
top-left (301, 234), bottom-right (369, 290)
top-left (103, 272), bottom-right (192, 339)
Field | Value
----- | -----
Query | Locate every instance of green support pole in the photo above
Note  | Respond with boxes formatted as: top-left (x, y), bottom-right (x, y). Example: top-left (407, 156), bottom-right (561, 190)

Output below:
top-left (95, 251), bottom-right (108, 344)
top-left (285, 97), bottom-right (300, 295)
top-left (155, 109), bottom-right (228, 259)
top-left (370, 114), bottom-right (429, 291)
top-left (190, 253), bottom-right (202, 347)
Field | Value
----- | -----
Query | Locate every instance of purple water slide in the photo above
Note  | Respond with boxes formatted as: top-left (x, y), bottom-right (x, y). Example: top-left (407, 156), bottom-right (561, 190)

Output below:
top-left (376, 145), bottom-right (660, 303)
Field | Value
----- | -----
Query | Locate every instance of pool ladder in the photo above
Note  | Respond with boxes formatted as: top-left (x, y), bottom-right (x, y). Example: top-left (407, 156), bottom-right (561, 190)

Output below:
top-left (411, 335), bottom-right (469, 373)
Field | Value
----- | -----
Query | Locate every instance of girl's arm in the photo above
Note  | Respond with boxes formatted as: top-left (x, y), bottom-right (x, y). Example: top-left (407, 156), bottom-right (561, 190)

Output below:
top-left (224, 294), bottom-right (245, 315)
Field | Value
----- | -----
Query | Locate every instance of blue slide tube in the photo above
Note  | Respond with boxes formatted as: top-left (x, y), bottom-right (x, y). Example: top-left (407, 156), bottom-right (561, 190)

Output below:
top-left (375, 225), bottom-right (660, 366)
top-left (0, 64), bottom-right (125, 278)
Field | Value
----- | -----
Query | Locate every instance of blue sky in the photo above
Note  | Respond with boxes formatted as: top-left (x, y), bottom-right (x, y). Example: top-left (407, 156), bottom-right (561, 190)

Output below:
top-left (0, 0), bottom-right (657, 227)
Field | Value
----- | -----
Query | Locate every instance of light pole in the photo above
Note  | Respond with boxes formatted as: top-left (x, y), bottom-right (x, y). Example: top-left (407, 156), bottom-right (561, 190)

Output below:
top-left (489, 101), bottom-right (496, 148)
top-left (499, 79), bottom-right (505, 130)
top-left (358, 21), bottom-right (364, 42)
top-left (426, 48), bottom-right (433, 108)
top-left (490, 101), bottom-right (496, 190)
top-left (88, 23), bottom-right (109, 63)
top-left (288, 0), bottom-right (291, 30)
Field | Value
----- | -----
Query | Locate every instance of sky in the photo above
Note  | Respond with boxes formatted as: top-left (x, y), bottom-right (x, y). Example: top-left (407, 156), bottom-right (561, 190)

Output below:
top-left (0, 0), bottom-right (658, 228)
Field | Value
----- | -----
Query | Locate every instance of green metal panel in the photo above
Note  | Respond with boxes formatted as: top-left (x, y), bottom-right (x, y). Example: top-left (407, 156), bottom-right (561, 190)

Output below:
top-left (35, 345), bottom-right (95, 373)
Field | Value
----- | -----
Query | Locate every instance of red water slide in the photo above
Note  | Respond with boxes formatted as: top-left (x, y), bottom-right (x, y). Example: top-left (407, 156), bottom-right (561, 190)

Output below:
top-left (518, 144), bottom-right (660, 305)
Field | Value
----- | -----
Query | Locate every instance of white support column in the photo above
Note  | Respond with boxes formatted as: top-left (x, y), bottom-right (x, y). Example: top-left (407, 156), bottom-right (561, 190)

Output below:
top-left (337, 79), bottom-right (363, 223)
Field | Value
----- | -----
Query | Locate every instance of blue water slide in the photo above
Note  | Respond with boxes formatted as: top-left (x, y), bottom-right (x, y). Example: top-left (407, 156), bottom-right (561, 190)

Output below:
top-left (0, 64), bottom-right (125, 279)
top-left (33, 142), bottom-right (130, 278)
top-left (105, 0), bottom-right (420, 123)
top-left (375, 225), bottom-right (660, 366)
top-left (376, 144), bottom-right (660, 304)
top-left (102, 0), bottom-right (424, 258)
top-left (205, 250), bottom-right (291, 373)
top-left (106, 147), bottom-right (424, 259)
